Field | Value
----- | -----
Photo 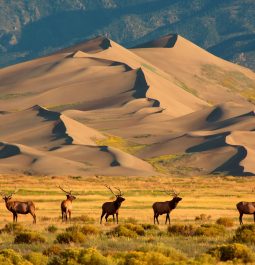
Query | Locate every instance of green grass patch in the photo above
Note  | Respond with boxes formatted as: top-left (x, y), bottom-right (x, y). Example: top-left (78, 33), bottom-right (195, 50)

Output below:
top-left (96, 134), bottom-right (147, 155)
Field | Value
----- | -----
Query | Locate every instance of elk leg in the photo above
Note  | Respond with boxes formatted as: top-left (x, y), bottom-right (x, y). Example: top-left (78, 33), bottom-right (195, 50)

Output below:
top-left (13, 213), bottom-right (16, 223)
top-left (68, 210), bottom-right (71, 222)
top-left (153, 213), bottom-right (156, 224)
top-left (156, 213), bottom-right (159, 225)
top-left (165, 213), bottom-right (170, 225)
top-left (112, 214), bottom-right (115, 223)
top-left (105, 213), bottom-right (109, 222)
top-left (239, 213), bottom-right (243, 225)
top-left (100, 211), bottom-right (106, 224)
top-left (31, 212), bottom-right (36, 224)
top-left (116, 213), bottom-right (119, 224)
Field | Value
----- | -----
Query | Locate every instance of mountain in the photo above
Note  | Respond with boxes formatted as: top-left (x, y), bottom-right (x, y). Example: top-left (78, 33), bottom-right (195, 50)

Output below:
top-left (0, 0), bottom-right (254, 70)
top-left (0, 34), bottom-right (255, 176)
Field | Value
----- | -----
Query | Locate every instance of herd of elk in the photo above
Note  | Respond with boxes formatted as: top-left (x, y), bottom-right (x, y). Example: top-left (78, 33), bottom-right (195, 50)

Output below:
top-left (0, 188), bottom-right (36, 224)
top-left (152, 190), bottom-right (182, 225)
top-left (58, 185), bottom-right (76, 222)
top-left (100, 185), bottom-right (125, 224)
top-left (1, 185), bottom-right (254, 226)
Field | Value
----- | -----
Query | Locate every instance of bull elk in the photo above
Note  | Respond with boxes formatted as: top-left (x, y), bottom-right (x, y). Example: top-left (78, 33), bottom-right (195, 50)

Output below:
top-left (152, 189), bottom-right (182, 225)
top-left (100, 185), bottom-right (125, 224)
top-left (236, 201), bottom-right (255, 225)
top-left (58, 185), bottom-right (76, 222)
top-left (0, 188), bottom-right (36, 224)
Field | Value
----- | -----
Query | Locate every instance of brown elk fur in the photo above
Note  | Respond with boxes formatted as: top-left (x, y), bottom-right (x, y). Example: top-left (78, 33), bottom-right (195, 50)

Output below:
top-left (1, 191), bottom-right (36, 224)
top-left (236, 201), bottom-right (255, 225)
top-left (152, 192), bottom-right (182, 225)
top-left (59, 186), bottom-right (76, 222)
top-left (100, 185), bottom-right (125, 224)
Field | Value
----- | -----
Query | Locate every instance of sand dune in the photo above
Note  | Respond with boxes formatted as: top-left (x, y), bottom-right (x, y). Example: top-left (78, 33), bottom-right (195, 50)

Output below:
top-left (0, 34), bottom-right (255, 176)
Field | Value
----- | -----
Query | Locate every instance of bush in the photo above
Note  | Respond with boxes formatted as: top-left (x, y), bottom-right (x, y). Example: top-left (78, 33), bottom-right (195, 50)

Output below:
top-left (0, 223), bottom-right (24, 234)
top-left (78, 248), bottom-right (113, 265)
top-left (194, 224), bottom-right (226, 237)
top-left (71, 215), bottom-right (95, 224)
top-left (56, 231), bottom-right (86, 244)
top-left (47, 225), bottom-right (58, 233)
top-left (233, 224), bottom-right (255, 244)
top-left (25, 252), bottom-right (48, 265)
top-left (141, 224), bottom-right (159, 231)
top-left (80, 225), bottom-right (100, 235)
top-left (43, 245), bottom-right (62, 256)
top-left (167, 224), bottom-right (197, 236)
top-left (216, 217), bottom-right (234, 227)
top-left (208, 243), bottom-right (255, 263)
top-left (108, 224), bottom-right (145, 238)
top-left (14, 232), bottom-right (46, 244)
top-left (194, 214), bottom-right (211, 222)
top-left (115, 250), bottom-right (186, 265)
top-left (0, 249), bottom-right (25, 265)
top-left (48, 248), bottom-right (113, 265)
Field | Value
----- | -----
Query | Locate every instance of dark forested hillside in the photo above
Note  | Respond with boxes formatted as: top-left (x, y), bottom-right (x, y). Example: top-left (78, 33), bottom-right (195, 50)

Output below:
top-left (0, 0), bottom-right (254, 70)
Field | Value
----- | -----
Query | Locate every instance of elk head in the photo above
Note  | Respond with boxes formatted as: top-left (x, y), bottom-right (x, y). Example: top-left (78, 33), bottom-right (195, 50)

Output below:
top-left (0, 188), bottom-right (18, 203)
top-left (105, 185), bottom-right (125, 203)
top-left (58, 185), bottom-right (76, 201)
top-left (162, 189), bottom-right (182, 203)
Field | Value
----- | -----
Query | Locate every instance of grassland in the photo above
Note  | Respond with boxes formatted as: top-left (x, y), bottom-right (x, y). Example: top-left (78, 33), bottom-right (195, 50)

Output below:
top-left (0, 174), bottom-right (254, 264)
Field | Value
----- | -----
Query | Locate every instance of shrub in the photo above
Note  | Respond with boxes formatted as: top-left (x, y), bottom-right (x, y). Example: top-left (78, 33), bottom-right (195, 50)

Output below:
top-left (78, 248), bottom-right (113, 265)
top-left (25, 252), bottom-right (48, 265)
top-left (80, 225), bottom-right (100, 235)
top-left (208, 243), bottom-right (255, 263)
top-left (194, 214), bottom-right (211, 222)
top-left (216, 217), bottom-right (234, 227)
top-left (194, 224), bottom-right (226, 237)
top-left (47, 225), bottom-right (58, 233)
top-left (56, 231), bottom-right (86, 244)
top-left (141, 224), bottom-right (159, 231)
top-left (233, 224), bottom-right (255, 244)
top-left (43, 245), bottom-right (62, 256)
top-left (0, 223), bottom-right (24, 234)
top-left (14, 232), bottom-right (46, 244)
top-left (0, 249), bottom-right (25, 265)
top-left (71, 214), bottom-right (95, 223)
top-left (167, 224), bottom-right (197, 236)
top-left (115, 250), bottom-right (186, 265)
top-left (108, 224), bottom-right (145, 238)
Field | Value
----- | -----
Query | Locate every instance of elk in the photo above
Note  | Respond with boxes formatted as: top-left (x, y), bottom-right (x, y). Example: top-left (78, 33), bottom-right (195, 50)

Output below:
top-left (0, 188), bottom-right (36, 224)
top-left (100, 185), bottom-right (125, 224)
top-left (236, 201), bottom-right (255, 225)
top-left (58, 185), bottom-right (76, 222)
top-left (152, 189), bottom-right (182, 225)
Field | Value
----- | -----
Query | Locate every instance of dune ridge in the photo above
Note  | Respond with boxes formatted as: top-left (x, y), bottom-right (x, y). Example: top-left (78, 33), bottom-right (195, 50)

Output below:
top-left (0, 34), bottom-right (255, 176)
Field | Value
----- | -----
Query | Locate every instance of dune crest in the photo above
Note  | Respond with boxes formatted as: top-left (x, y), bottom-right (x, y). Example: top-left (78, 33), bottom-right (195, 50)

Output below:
top-left (0, 34), bottom-right (255, 176)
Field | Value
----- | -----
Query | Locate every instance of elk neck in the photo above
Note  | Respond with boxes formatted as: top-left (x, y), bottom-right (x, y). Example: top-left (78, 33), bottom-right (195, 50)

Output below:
top-left (168, 199), bottom-right (178, 209)
top-left (113, 199), bottom-right (123, 209)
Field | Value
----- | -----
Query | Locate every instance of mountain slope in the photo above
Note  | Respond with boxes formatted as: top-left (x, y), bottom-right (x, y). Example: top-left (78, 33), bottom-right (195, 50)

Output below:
top-left (0, 0), bottom-right (254, 70)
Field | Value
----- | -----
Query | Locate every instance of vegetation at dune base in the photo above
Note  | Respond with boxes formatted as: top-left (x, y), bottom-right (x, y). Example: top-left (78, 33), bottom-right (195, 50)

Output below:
top-left (146, 153), bottom-right (203, 175)
top-left (0, 175), bottom-right (254, 264)
top-left (201, 64), bottom-right (255, 103)
top-left (95, 134), bottom-right (147, 155)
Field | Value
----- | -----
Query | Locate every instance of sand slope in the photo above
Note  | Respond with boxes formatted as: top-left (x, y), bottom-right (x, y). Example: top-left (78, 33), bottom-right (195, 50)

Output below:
top-left (0, 34), bottom-right (255, 176)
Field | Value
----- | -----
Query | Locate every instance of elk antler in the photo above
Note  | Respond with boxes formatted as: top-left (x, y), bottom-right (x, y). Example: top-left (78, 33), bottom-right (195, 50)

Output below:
top-left (58, 185), bottom-right (72, 195)
top-left (162, 189), bottom-right (179, 197)
top-left (114, 187), bottom-right (124, 196)
top-left (104, 184), bottom-right (118, 197)
top-left (0, 187), bottom-right (19, 198)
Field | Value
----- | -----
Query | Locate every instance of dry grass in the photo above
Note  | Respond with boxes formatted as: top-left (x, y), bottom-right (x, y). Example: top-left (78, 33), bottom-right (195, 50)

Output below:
top-left (0, 174), bottom-right (254, 228)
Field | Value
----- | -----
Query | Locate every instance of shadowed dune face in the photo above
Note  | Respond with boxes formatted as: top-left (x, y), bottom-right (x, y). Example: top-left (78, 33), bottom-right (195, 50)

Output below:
top-left (0, 34), bottom-right (255, 176)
